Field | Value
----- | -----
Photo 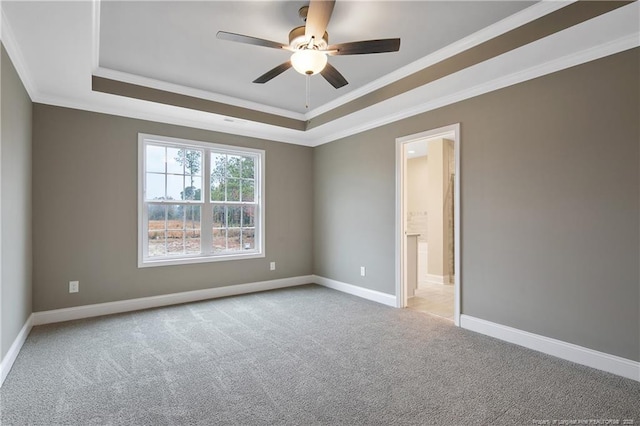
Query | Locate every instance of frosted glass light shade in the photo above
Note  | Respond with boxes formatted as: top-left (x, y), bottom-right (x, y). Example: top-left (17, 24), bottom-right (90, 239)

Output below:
top-left (291, 49), bottom-right (328, 75)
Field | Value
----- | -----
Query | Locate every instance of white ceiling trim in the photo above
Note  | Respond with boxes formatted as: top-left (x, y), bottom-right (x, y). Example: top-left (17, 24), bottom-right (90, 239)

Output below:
top-left (93, 66), bottom-right (308, 121)
top-left (304, 0), bottom-right (574, 120)
top-left (35, 90), bottom-right (315, 147)
top-left (0, 6), bottom-right (37, 100)
top-left (306, 2), bottom-right (640, 146)
top-left (91, 0), bottom-right (100, 72)
top-left (309, 30), bottom-right (639, 147)
top-left (1, 1), bottom-right (637, 148)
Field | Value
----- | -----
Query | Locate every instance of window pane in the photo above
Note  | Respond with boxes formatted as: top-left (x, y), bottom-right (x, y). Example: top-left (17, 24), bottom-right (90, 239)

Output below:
top-left (185, 205), bottom-right (201, 228)
top-left (146, 145), bottom-right (165, 173)
top-left (228, 206), bottom-right (241, 228)
top-left (242, 229), bottom-right (255, 251)
top-left (211, 177), bottom-right (226, 202)
top-left (228, 229), bottom-right (241, 251)
top-left (183, 150), bottom-right (202, 177)
top-left (146, 173), bottom-right (165, 200)
top-left (183, 177), bottom-right (202, 201)
top-left (211, 152), bottom-right (226, 180)
top-left (167, 230), bottom-right (185, 255)
top-left (241, 179), bottom-right (254, 202)
top-left (167, 174), bottom-right (184, 201)
top-left (242, 156), bottom-right (255, 179)
top-left (185, 206), bottom-right (200, 255)
top-left (147, 204), bottom-right (167, 257)
top-left (167, 212), bottom-right (183, 230)
top-left (167, 147), bottom-right (184, 174)
top-left (186, 236), bottom-right (201, 254)
top-left (212, 228), bottom-right (226, 253)
top-left (227, 178), bottom-right (240, 202)
top-left (227, 155), bottom-right (242, 178)
top-left (166, 204), bottom-right (181, 221)
top-left (148, 230), bottom-right (166, 257)
top-left (242, 206), bottom-right (255, 227)
top-left (147, 204), bottom-right (167, 222)
top-left (185, 204), bottom-right (201, 255)
top-left (213, 205), bottom-right (226, 228)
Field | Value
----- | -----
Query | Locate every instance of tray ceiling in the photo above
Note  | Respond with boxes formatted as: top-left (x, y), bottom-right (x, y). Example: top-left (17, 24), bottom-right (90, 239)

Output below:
top-left (1, 1), bottom-right (637, 146)
top-left (98, 1), bottom-right (534, 115)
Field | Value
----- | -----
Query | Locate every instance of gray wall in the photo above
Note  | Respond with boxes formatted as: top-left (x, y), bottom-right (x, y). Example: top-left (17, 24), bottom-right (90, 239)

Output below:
top-left (314, 129), bottom-right (396, 291)
top-left (32, 105), bottom-right (313, 311)
top-left (314, 48), bottom-right (639, 361)
top-left (1, 44), bottom-right (33, 359)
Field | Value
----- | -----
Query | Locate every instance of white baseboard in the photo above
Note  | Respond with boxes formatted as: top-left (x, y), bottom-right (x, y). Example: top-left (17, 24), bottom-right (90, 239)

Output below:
top-left (33, 275), bottom-right (314, 326)
top-left (313, 275), bottom-right (397, 307)
top-left (460, 315), bottom-right (640, 382)
top-left (426, 274), bottom-right (450, 285)
top-left (0, 313), bottom-right (33, 387)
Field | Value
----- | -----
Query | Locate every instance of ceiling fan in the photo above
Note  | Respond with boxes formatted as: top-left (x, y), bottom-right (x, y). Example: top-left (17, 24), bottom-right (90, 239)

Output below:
top-left (216, 0), bottom-right (401, 90)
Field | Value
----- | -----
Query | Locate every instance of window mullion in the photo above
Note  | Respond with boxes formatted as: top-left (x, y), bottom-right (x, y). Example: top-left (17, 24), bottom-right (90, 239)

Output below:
top-left (163, 203), bottom-right (168, 256)
top-left (201, 150), bottom-right (213, 254)
top-left (142, 201), bottom-right (149, 259)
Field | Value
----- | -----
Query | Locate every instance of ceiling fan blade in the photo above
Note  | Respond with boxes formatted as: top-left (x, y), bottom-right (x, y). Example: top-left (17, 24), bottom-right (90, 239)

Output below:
top-left (305, 0), bottom-right (335, 43)
top-left (320, 62), bottom-right (348, 89)
top-left (253, 61), bottom-right (292, 84)
top-left (327, 38), bottom-right (401, 55)
top-left (217, 31), bottom-right (288, 50)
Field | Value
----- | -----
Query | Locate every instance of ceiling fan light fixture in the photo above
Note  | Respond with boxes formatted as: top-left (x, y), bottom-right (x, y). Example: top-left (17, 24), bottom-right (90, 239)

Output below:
top-left (291, 49), bottom-right (328, 76)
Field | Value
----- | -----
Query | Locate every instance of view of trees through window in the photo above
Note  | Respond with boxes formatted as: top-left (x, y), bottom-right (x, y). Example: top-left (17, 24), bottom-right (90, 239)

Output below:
top-left (143, 140), bottom-right (259, 261)
top-left (211, 153), bottom-right (256, 253)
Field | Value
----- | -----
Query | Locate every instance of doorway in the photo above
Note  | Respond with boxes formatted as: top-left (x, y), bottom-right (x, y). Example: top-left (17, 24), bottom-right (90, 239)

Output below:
top-left (395, 124), bottom-right (460, 325)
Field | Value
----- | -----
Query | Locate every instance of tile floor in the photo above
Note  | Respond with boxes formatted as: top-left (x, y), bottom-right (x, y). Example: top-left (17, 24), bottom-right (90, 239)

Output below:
top-left (407, 282), bottom-right (454, 320)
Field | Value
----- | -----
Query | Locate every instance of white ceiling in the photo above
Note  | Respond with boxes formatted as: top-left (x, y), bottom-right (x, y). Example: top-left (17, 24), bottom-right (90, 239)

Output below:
top-left (1, 1), bottom-right (638, 146)
top-left (98, 1), bottom-right (534, 114)
top-left (406, 140), bottom-right (428, 159)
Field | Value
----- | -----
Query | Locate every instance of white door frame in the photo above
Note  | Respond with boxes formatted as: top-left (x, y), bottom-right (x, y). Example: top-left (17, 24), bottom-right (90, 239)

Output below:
top-left (395, 123), bottom-right (461, 326)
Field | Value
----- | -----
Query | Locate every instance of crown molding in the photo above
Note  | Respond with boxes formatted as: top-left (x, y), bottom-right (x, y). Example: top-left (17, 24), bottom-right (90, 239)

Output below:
top-left (93, 67), bottom-right (307, 122)
top-left (308, 31), bottom-right (639, 147)
top-left (29, 28), bottom-right (638, 149)
top-left (303, 0), bottom-right (575, 121)
top-left (0, 4), bottom-right (38, 100)
top-left (91, 0), bottom-right (100, 72)
top-left (4, 0), bottom-right (637, 148)
top-left (33, 92), bottom-right (314, 147)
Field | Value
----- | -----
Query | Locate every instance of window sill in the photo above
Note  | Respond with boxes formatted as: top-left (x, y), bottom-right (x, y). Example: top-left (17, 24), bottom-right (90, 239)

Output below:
top-left (138, 252), bottom-right (265, 268)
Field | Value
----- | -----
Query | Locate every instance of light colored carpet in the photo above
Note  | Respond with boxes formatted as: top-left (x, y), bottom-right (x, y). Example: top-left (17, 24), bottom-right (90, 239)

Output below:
top-left (1, 284), bottom-right (638, 425)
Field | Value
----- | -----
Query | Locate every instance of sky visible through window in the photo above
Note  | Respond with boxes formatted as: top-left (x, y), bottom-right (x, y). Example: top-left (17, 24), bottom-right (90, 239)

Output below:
top-left (145, 145), bottom-right (203, 201)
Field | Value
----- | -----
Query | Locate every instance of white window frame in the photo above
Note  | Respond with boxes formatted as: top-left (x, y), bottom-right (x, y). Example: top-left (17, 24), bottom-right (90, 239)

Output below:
top-left (138, 133), bottom-right (265, 268)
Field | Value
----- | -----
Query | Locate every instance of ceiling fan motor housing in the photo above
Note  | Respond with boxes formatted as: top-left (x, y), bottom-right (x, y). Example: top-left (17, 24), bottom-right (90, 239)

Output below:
top-left (288, 26), bottom-right (328, 50)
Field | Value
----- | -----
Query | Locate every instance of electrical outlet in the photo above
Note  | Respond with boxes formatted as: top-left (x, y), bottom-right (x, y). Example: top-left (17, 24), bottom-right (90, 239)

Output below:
top-left (360, 266), bottom-right (366, 277)
top-left (270, 262), bottom-right (276, 271)
top-left (69, 281), bottom-right (79, 293)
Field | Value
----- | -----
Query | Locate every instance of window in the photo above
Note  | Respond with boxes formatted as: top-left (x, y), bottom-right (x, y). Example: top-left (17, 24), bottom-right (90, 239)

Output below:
top-left (138, 134), bottom-right (264, 267)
